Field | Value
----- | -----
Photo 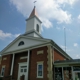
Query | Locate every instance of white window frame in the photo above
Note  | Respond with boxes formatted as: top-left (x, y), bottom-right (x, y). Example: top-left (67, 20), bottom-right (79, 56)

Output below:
top-left (20, 56), bottom-right (28, 59)
top-left (1, 66), bottom-right (5, 77)
top-left (37, 62), bottom-right (43, 78)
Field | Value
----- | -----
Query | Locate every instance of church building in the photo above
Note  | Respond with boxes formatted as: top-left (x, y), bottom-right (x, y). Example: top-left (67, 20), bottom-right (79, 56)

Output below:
top-left (0, 6), bottom-right (80, 80)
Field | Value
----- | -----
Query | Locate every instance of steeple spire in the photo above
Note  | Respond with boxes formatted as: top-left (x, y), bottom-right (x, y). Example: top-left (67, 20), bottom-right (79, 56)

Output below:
top-left (29, 6), bottom-right (38, 18)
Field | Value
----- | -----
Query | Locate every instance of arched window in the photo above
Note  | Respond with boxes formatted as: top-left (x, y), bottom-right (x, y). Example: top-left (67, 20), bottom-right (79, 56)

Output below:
top-left (36, 24), bottom-right (39, 32)
top-left (18, 41), bottom-right (24, 46)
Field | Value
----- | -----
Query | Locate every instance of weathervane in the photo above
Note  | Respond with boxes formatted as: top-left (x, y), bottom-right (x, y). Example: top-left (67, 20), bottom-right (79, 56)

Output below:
top-left (34, 1), bottom-right (37, 7)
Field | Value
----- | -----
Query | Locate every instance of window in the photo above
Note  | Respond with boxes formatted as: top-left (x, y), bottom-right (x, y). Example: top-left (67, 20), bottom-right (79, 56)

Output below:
top-left (36, 24), bottom-right (39, 32)
top-left (24, 69), bottom-right (27, 72)
top-left (18, 41), bottom-right (24, 46)
top-left (55, 67), bottom-right (63, 80)
top-left (21, 69), bottom-right (23, 72)
top-left (37, 62), bottom-right (43, 78)
top-left (20, 66), bottom-right (27, 73)
top-left (73, 66), bottom-right (80, 71)
top-left (1, 66), bottom-right (5, 77)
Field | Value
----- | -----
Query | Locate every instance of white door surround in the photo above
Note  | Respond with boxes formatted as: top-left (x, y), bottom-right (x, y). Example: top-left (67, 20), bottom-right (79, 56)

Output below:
top-left (18, 62), bottom-right (27, 80)
top-left (73, 71), bottom-right (80, 80)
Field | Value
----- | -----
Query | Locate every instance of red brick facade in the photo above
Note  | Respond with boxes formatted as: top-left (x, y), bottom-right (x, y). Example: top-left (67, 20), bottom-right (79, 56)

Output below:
top-left (29, 46), bottom-right (48, 80)
top-left (13, 52), bottom-right (27, 80)
top-left (0, 46), bottom-right (69, 80)
top-left (54, 49), bottom-right (68, 61)
top-left (0, 54), bottom-right (12, 76)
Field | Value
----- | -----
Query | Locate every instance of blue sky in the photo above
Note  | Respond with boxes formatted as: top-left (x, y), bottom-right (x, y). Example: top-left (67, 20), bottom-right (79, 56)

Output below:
top-left (0, 0), bottom-right (80, 59)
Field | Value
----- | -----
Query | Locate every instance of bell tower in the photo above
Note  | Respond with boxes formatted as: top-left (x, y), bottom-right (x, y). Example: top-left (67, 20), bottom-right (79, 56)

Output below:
top-left (25, 6), bottom-right (42, 38)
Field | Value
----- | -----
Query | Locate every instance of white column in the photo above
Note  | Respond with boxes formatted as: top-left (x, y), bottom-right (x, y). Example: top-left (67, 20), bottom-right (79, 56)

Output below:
top-left (71, 66), bottom-right (73, 80)
top-left (10, 53), bottom-right (15, 75)
top-left (27, 50), bottom-right (30, 80)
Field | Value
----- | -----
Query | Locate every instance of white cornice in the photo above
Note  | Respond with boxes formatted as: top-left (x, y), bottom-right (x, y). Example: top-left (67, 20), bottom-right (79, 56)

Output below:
top-left (26, 15), bottom-right (42, 23)
top-left (1, 42), bottom-right (51, 55)
top-left (0, 35), bottom-right (51, 55)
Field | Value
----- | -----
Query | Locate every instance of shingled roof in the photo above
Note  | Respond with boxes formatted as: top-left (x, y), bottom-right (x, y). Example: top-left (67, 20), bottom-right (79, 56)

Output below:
top-left (54, 59), bottom-right (80, 65)
top-left (29, 6), bottom-right (38, 18)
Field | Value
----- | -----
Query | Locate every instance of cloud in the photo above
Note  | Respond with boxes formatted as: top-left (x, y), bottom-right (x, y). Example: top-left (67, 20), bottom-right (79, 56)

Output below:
top-left (78, 15), bottom-right (80, 20)
top-left (10, 0), bottom-right (74, 28)
top-left (14, 34), bottom-right (20, 37)
top-left (67, 29), bottom-right (73, 33)
top-left (55, 0), bottom-right (78, 5)
top-left (60, 45), bottom-right (67, 51)
top-left (60, 45), bottom-right (72, 52)
top-left (41, 18), bottom-right (53, 28)
top-left (76, 54), bottom-right (80, 58)
top-left (56, 27), bottom-right (61, 30)
top-left (0, 30), bottom-right (12, 39)
top-left (0, 30), bottom-right (20, 40)
top-left (61, 45), bottom-right (66, 49)
top-left (77, 15), bottom-right (80, 23)
top-left (73, 43), bottom-right (78, 47)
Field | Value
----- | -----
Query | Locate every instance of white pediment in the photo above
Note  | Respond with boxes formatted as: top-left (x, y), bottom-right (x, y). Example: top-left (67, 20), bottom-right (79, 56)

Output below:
top-left (1, 36), bottom-right (50, 54)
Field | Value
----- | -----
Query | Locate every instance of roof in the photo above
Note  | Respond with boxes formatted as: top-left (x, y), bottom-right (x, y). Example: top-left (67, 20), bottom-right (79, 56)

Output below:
top-left (26, 6), bottom-right (42, 23)
top-left (0, 33), bottom-right (72, 60)
top-left (23, 29), bottom-right (43, 38)
top-left (54, 59), bottom-right (80, 65)
top-left (29, 6), bottom-right (38, 18)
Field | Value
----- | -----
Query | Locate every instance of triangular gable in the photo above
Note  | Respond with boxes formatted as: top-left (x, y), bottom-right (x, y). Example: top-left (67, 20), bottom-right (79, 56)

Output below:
top-left (0, 35), bottom-right (50, 55)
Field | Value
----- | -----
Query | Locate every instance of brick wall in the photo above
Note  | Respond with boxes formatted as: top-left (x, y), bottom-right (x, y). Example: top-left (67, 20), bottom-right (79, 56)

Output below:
top-left (29, 46), bottom-right (48, 80)
top-left (0, 54), bottom-right (12, 76)
top-left (54, 49), bottom-right (68, 61)
top-left (12, 52), bottom-right (27, 80)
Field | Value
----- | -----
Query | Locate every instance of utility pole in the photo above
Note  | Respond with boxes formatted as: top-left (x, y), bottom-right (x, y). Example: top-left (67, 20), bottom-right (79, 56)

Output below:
top-left (64, 27), bottom-right (66, 52)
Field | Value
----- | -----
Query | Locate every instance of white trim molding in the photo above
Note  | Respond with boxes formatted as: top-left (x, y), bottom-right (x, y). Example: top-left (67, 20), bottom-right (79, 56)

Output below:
top-left (71, 66), bottom-right (73, 80)
top-left (3, 57), bottom-right (7, 60)
top-left (18, 62), bottom-right (27, 80)
top-left (37, 61), bottom-right (43, 78)
top-left (37, 50), bottom-right (43, 55)
top-left (18, 62), bottom-right (27, 65)
top-left (27, 50), bottom-right (30, 80)
top-left (20, 56), bottom-right (28, 59)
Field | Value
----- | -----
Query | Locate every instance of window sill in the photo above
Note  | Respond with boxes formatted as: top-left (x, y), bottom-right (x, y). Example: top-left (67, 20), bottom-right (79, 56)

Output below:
top-left (37, 76), bottom-right (43, 78)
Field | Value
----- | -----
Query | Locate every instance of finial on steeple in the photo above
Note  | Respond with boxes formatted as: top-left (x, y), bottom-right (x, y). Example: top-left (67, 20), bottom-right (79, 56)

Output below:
top-left (34, 1), bottom-right (37, 7)
top-left (28, 1), bottom-right (38, 18)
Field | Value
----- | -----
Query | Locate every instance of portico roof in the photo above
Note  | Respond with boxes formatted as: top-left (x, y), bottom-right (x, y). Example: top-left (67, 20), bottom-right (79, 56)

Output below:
top-left (54, 59), bottom-right (80, 65)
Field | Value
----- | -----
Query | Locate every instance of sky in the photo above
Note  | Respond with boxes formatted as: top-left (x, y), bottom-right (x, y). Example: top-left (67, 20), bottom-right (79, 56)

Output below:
top-left (0, 0), bottom-right (80, 59)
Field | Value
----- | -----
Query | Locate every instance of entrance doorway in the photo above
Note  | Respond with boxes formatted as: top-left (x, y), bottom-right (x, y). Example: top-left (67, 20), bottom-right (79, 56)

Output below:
top-left (18, 63), bottom-right (27, 80)
top-left (74, 72), bottom-right (80, 80)
top-left (73, 66), bottom-right (80, 80)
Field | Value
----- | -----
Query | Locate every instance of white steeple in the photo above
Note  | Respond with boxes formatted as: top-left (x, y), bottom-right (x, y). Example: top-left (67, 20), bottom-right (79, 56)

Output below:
top-left (25, 6), bottom-right (42, 38)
